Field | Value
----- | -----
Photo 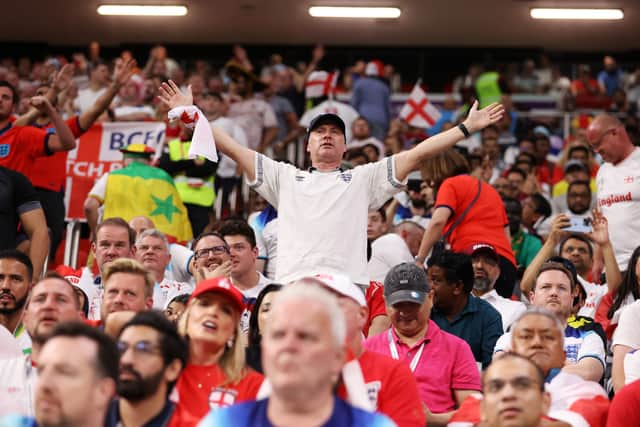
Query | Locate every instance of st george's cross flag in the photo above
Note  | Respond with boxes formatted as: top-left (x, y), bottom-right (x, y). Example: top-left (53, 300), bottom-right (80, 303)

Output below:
top-left (305, 70), bottom-right (339, 99)
top-left (399, 84), bottom-right (442, 128)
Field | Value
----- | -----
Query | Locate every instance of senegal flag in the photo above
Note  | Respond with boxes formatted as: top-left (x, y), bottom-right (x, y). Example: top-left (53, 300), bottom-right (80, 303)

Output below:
top-left (103, 162), bottom-right (193, 243)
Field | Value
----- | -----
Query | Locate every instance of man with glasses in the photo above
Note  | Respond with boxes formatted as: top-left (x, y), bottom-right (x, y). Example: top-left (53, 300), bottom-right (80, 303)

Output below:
top-left (105, 310), bottom-right (187, 427)
top-left (191, 232), bottom-right (232, 280)
top-left (587, 114), bottom-right (640, 272)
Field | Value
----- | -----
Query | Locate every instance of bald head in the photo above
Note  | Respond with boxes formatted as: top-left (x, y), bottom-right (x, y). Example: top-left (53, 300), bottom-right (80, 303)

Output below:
top-left (587, 115), bottom-right (633, 165)
top-left (128, 216), bottom-right (155, 237)
top-left (394, 221), bottom-right (425, 257)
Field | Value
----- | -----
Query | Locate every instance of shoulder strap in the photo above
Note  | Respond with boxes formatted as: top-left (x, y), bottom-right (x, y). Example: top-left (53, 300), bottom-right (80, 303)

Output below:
top-left (443, 178), bottom-right (482, 241)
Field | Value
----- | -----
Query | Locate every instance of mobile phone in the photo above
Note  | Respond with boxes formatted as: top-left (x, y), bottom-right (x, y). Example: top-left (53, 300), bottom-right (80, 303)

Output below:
top-left (564, 217), bottom-right (592, 234)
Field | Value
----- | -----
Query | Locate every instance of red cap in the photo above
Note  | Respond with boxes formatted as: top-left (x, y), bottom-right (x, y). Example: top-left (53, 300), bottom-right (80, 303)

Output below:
top-left (465, 243), bottom-right (499, 261)
top-left (189, 277), bottom-right (244, 313)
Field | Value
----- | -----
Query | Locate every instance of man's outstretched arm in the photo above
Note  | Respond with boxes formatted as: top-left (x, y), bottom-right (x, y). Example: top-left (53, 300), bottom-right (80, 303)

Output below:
top-left (394, 101), bottom-right (504, 181)
top-left (158, 81), bottom-right (258, 181)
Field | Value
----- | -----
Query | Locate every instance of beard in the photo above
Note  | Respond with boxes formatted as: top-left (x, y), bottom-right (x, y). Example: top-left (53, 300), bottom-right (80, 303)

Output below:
top-left (0, 291), bottom-right (28, 315)
top-left (117, 365), bottom-right (165, 402)
top-left (473, 277), bottom-right (493, 293)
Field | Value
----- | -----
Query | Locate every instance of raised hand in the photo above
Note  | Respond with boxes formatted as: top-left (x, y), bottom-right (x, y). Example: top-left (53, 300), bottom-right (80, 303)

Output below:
top-left (548, 213), bottom-right (571, 243)
top-left (158, 80), bottom-right (193, 109)
top-left (464, 101), bottom-right (505, 133)
top-left (30, 95), bottom-right (53, 112)
top-left (587, 209), bottom-right (609, 246)
top-left (113, 58), bottom-right (137, 88)
top-left (52, 63), bottom-right (75, 93)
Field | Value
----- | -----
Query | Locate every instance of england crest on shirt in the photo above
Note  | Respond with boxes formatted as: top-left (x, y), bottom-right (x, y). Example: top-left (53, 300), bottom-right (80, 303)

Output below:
top-left (365, 381), bottom-right (381, 409)
top-left (0, 143), bottom-right (10, 158)
top-left (208, 387), bottom-right (238, 409)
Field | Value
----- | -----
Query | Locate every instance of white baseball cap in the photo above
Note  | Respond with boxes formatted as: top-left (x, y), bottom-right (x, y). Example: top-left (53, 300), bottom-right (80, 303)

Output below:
top-left (303, 272), bottom-right (367, 307)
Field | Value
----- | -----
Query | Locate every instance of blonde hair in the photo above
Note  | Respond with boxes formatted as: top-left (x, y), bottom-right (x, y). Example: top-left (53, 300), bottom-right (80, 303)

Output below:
top-left (178, 297), bottom-right (248, 384)
top-left (420, 148), bottom-right (470, 190)
top-left (102, 258), bottom-right (154, 298)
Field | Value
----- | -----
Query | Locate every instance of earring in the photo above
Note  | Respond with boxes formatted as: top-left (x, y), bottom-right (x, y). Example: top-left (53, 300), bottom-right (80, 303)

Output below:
top-left (226, 336), bottom-right (235, 349)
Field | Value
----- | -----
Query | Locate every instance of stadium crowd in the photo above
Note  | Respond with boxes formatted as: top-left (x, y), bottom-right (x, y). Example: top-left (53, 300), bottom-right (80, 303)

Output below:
top-left (1, 42), bottom-right (640, 426)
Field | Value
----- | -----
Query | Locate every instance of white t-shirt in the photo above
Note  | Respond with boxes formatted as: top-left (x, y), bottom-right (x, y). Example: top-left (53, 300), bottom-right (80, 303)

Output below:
top-left (367, 233), bottom-right (413, 283)
top-left (154, 278), bottom-right (194, 310)
top-left (237, 272), bottom-right (272, 333)
top-left (73, 87), bottom-right (107, 113)
top-left (576, 276), bottom-right (608, 319)
top-left (249, 154), bottom-right (404, 285)
top-left (495, 319), bottom-right (606, 367)
top-left (211, 116), bottom-right (248, 178)
top-left (228, 98), bottom-right (277, 151)
top-left (113, 105), bottom-right (155, 120)
top-left (253, 218), bottom-right (278, 280)
top-left (596, 147), bottom-right (640, 269)
top-left (479, 289), bottom-right (527, 331)
top-left (299, 100), bottom-right (359, 142)
top-left (165, 243), bottom-right (194, 285)
top-left (612, 299), bottom-right (640, 349)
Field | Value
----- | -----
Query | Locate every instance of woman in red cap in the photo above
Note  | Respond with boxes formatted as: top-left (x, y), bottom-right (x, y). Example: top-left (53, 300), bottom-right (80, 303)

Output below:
top-left (168, 277), bottom-right (264, 426)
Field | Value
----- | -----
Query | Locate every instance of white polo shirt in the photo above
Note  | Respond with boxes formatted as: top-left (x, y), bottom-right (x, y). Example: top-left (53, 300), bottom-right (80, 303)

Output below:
top-left (478, 289), bottom-right (527, 331)
top-left (249, 154), bottom-right (404, 285)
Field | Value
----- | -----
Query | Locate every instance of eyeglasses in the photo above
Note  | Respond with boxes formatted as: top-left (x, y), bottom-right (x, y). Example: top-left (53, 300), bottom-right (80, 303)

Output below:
top-left (194, 245), bottom-right (229, 259)
top-left (485, 376), bottom-right (542, 393)
top-left (590, 127), bottom-right (617, 150)
top-left (116, 340), bottom-right (162, 357)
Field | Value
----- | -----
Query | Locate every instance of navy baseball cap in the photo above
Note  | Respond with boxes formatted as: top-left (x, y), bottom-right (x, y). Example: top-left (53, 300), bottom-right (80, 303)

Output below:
top-left (306, 113), bottom-right (346, 140)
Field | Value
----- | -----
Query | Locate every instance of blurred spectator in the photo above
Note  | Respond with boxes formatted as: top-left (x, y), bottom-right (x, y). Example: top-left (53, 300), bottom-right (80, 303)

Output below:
top-left (503, 197), bottom-right (542, 270)
top-left (351, 60), bottom-right (391, 140)
top-left (521, 193), bottom-right (552, 239)
top-left (571, 64), bottom-right (609, 109)
top-left (142, 45), bottom-right (179, 78)
top-left (113, 73), bottom-right (154, 121)
top-left (598, 55), bottom-right (625, 97)
top-left (347, 116), bottom-right (384, 162)
top-left (74, 60), bottom-right (110, 113)
top-left (263, 71), bottom-right (301, 160)
top-left (513, 59), bottom-right (540, 93)
top-left (226, 61), bottom-right (278, 153)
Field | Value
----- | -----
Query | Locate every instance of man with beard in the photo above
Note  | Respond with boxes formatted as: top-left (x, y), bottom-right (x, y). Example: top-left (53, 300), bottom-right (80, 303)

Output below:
top-left (0, 273), bottom-right (83, 414)
top-left (494, 261), bottom-right (606, 382)
top-left (105, 310), bottom-right (187, 427)
top-left (0, 250), bottom-right (33, 354)
top-left (469, 243), bottom-right (526, 331)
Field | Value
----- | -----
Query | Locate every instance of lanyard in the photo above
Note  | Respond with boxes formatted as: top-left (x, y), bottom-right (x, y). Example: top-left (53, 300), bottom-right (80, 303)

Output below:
top-left (387, 329), bottom-right (426, 372)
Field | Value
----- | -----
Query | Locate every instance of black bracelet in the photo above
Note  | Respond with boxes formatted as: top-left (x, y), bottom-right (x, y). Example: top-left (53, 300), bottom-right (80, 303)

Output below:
top-left (458, 123), bottom-right (470, 138)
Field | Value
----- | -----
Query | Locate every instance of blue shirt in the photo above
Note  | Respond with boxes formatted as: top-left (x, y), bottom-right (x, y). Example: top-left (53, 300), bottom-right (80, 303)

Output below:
top-left (351, 77), bottom-right (391, 130)
top-left (198, 397), bottom-right (395, 427)
top-left (431, 294), bottom-right (503, 369)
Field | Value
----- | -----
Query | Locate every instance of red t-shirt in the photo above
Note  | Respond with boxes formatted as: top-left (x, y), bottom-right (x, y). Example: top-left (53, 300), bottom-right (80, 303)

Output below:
top-left (169, 363), bottom-right (264, 427)
top-left (607, 380), bottom-right (640, 427)
top-left (337, 350), bottom-right (426, 427)
top-left (436, 175), bottom-right (516, 265)
top-left (0, 122), bottom-right (50, 177)
top-left (30, 116), bottom-right (83, 191)
top-left (364, 281), bottom-right (386, 337)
